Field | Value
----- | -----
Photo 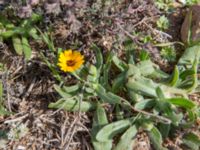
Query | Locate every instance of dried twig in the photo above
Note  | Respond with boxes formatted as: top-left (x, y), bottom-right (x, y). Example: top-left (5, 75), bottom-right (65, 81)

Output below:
top-left (4, 114), bottom-right (28, 124)
top-left (22, 77), bottom-right (36, 101)
top-left (116, 23), bottom-right (142, 45)
top-left (61, 85), bottom-right (86, 150)
top-left (5, 70), bottom-right (12, 112)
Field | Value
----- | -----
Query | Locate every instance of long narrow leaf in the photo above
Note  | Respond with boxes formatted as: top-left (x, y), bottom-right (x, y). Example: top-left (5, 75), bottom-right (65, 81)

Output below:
top-left (134, 99), bottom-right (155, 110)
top-left (112, 71), bottom-right (127, 93)
top-left (92, 105), bottom-right (112, 150)
top-left (166, 98), bottom-right (196, 109)
top-left (22, 37), bottom-right (32, 60)
top-left (12, 36), bottom-right (23, 55)
top-left (148, 126), bottom-right (167, 150)
top-left (168, 66), bottom-right (179, 87)
top-left (94, 84), bottom-right (121, 104)
top-left (182, 133), bottom-right (200, 150)
top-left (92, 44), bottom-right (103, 72)
top-left (114, 125), bottom-right (137, 150)
top-left (96, 118), bottom-right (134, 142)
top-left (126, 77), bottom-right (158, 97)
top-left (54, 84), bottom-right (73, 99)
top-left (48, 98), bottom-right (96, 112)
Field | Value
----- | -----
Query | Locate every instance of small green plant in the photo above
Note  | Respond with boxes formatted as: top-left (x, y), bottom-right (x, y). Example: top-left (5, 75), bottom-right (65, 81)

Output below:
top-left (155, 0), bottom-right (174, 11)
top-left (156, 15), bottom-right (169, 30)
top-left (37, 29), bottom-right (62, 81)
top-left (141, 35), bottom-right (153, 43)
top-left (41, 35), bottom-right (200, 149)
top-left (160, 46), bottom-right (176, 62)
top-left (0, 13), bottom-right (41, 60)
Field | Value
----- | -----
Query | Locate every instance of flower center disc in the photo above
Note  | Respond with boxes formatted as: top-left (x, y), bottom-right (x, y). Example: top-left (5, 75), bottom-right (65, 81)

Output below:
top-left (67, 60), bottom-right (76, 66)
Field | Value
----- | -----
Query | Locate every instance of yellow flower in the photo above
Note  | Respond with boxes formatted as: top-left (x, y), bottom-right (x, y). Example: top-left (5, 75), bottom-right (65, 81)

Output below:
top-left (58, 50), bottom-right (84, 72)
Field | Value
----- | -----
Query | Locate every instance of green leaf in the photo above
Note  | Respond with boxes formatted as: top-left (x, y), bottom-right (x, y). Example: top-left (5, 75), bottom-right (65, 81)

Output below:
top-left (48, 98), bottom-right (96, 112)
top-left (134, 99), bottom-right (155, 110)
top-left (156, 101), bottom-right (183, 125)
top-left (0, 15), bottom-right (12, 27)
top-left (40, 53), bottom-right (61, 81)
top-left (178, 45), bottom-right (200, 66)
top-left (12, 36), bottom-right (23, 55)
top-left (152, 69), bottom-right (169, 79)
top-left (107, 92), bottom-right (122, 103)
top-left (126, 64), bottom-right (141, 77)
top-left (54, 84), bottom-right (73, 99)
top-left (182, 133), bottom-right (200, 150)
top-left (37, 30), bottom-right (55, 52)
top-left (0, 105), bottom-right (11, 116)
top-left (115, 105), bottom-right (124, 120)
top-left (101, 53), bottom-right (113, 88)
top-left (93, 105), bottom-right (108, 127)
top-left (96, 118), bottom-right (134, 142)
top-left (179, 69), bottom-right (195, 81)
top-left (94, 84), bottom-right (121, 104)
top-left (28, 28), bottom-right (39, 40)
top-left (183, 133), bottom-right (200, 146)
top-left (158, 123), bottom-right (170, 139)
top-left (166, 98), bottom-right (196, 109)
top-left (92, 105), bottom-right (112, 150)
top-left (141, 120), bottom-right (154, 131)
top-left (128, 89), bottom-right (144, 103)
top-left (85, 87), bottom-right (95, 94)
top-left (178, 58), bottom-right (198, 92)
top-left (114, 125), bottom-right (137, 150)
top-left (137, 60), bottom-right (155, 76)
top-left (168, 66), bottom-right (179, 87)
top-left (92, 44), bottom-right (103, 72)
top-left (112, 55), bottom-right (127, 71)
top-left (22, 37), bottom-right (32, 60)
top-left (156, 15), bottom-right (169, 30)
top-left (184, 110), bottom-right (198, 127)
top-left (126, 77), bottom-right (158, 97)
top-left (63, 84), bottom-right (80, 93)
top-left (87, 64), bottom-right (98, 83)
top-left (30, 13), bottom-right (42, 23)
top-left (139, 50), bottom-right (149, 61)
top-left (112, 71), bottom-right (127, 93)
top-left (148, 126), bottom-right (167, 150)
top-left (1, 30), bottom-right (15, 39)
top-left (156, 87), bottom-right (165, 100)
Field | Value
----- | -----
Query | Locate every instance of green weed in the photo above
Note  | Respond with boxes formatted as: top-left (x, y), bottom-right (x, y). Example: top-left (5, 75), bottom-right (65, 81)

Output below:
top-left (0, 12), bottom-right (41, 60)
top-left (155, 0), bottom-right (174, 11)
top-left (157, 15), bottom-right (169, 30)
top-left (43, 41), bottom-right (200, 150)
top-left (160, 46), bottom-right (176, 62)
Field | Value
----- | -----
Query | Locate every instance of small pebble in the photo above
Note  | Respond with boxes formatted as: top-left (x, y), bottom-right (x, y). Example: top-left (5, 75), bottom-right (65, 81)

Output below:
top-left (17, 145), bottom-right (26, 150)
